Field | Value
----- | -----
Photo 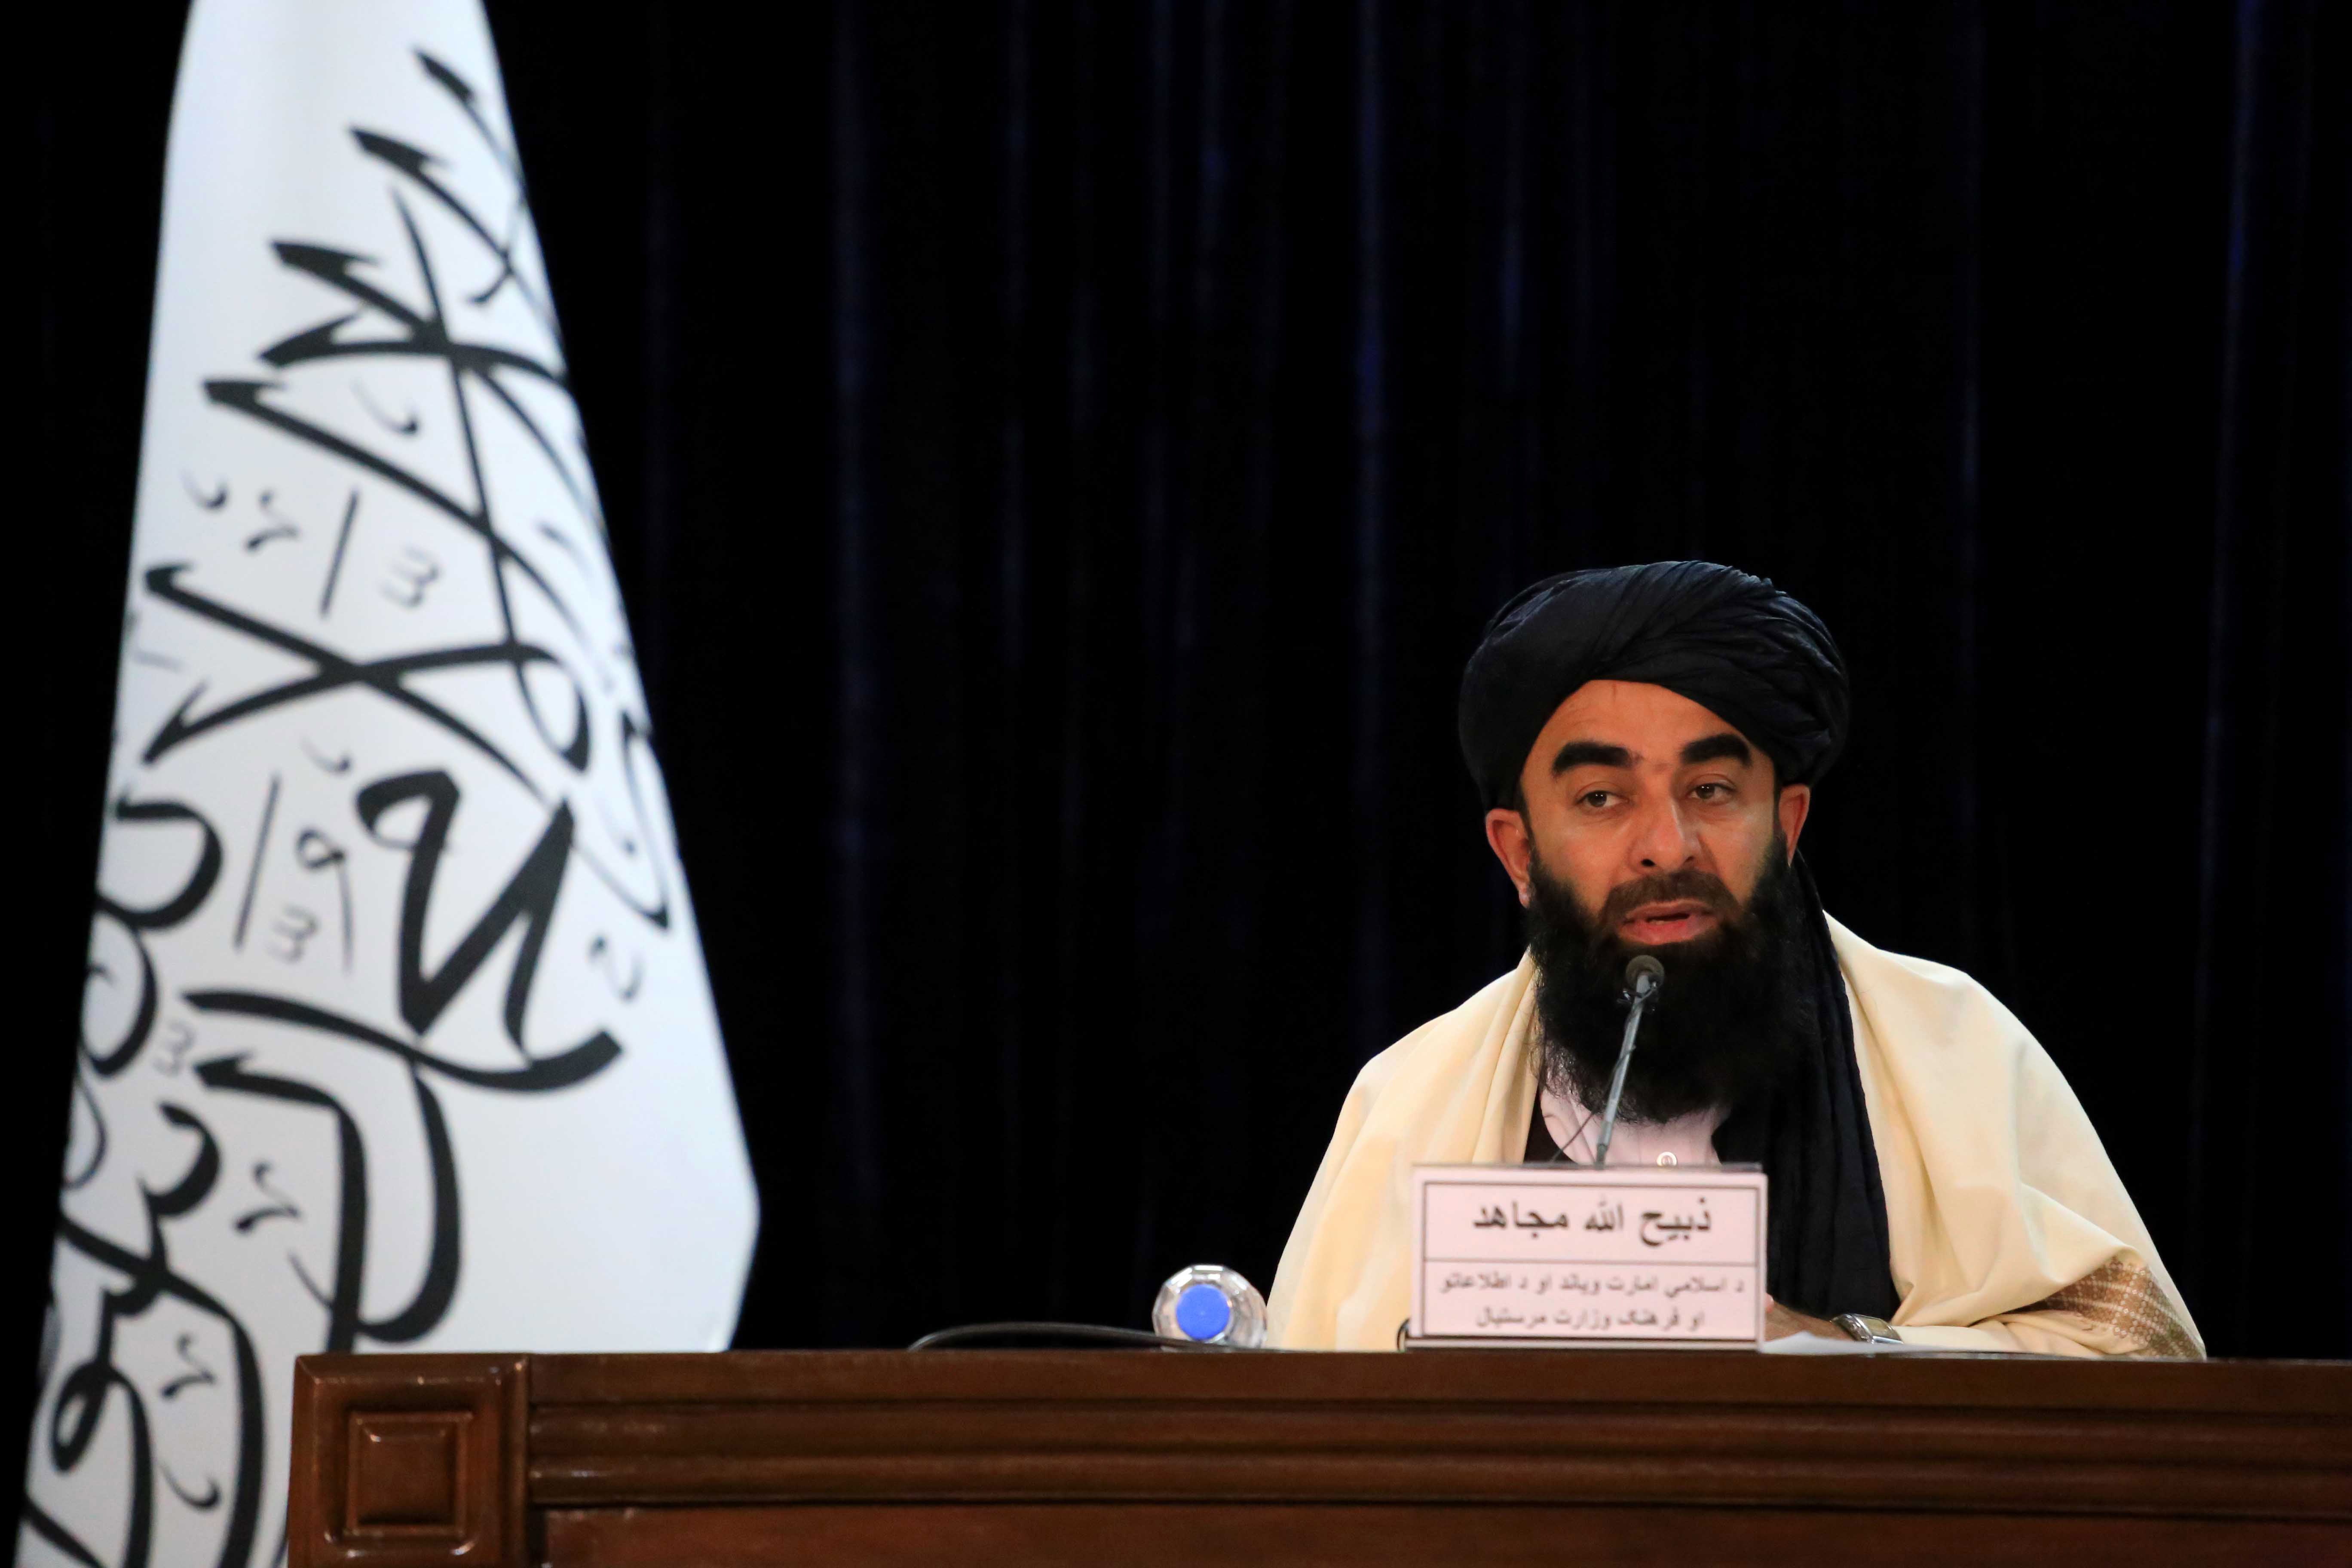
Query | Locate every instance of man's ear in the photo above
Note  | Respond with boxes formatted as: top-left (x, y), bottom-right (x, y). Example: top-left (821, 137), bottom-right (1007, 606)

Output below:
top-left (1485, 807), bottom-right (1534, 907)
top-left (1777, 782), bottom-right (1812, 859)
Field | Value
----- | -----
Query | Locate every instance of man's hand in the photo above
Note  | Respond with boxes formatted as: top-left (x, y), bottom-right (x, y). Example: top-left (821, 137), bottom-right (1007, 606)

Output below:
top-left (1762, 1294), bottom-right (1842, 1341)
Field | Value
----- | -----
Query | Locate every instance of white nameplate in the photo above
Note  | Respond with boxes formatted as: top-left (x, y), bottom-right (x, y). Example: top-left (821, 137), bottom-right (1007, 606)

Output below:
top-left (1409, 1164), bottom-right (1767, 1348)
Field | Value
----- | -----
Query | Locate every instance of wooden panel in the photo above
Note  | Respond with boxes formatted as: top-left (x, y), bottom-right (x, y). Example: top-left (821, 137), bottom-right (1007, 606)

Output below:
top-left (520, 1350), bottom-right (2352, 1522)
top-left (289, 1354), bottom-right (526, 1568)
top-left (288, 1350), bottom-right (2352, 1568)
top-left (526, 1346), bottom-right (2352, 1414)
top-left (539, 1502), bottom-right (2352, 1567)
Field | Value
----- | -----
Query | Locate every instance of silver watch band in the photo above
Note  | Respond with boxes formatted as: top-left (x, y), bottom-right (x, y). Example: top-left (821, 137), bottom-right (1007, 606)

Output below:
top-left (1832, 1313), bottom-right (1903, 1345)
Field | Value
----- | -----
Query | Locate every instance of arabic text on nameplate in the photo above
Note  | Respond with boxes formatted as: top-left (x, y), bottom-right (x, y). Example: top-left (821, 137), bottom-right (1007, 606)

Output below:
top-left (1408, 1164), bottom-right (1767, 1348)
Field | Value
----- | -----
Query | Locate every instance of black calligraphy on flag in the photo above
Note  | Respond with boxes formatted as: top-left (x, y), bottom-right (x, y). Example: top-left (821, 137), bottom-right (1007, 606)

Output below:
top-left (24, 24), bottom-right (752, 1568)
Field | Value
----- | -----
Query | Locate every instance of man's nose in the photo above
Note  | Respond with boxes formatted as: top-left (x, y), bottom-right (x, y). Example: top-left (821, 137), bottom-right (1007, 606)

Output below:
top-left (1630, 793), bottom-right (1699, 870)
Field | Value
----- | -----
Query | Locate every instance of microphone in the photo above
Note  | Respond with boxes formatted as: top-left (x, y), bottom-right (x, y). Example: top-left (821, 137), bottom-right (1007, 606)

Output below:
top-left (1592, 955), bottom-right (1665, 1168)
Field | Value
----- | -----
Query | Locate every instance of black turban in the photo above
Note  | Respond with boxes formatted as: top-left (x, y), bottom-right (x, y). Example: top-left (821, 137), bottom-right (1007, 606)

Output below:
top-left (1459, 561), bottom-right (1849, 808)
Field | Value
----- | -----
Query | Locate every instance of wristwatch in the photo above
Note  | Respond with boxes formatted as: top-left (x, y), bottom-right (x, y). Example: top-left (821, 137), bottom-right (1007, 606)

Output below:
top-left (1832, 1313), bottom-right (1903, 1345)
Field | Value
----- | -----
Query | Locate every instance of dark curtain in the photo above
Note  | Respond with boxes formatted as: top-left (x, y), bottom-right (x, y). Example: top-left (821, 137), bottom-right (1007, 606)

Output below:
top-left (22, 4), bottom-right (2349, 1494)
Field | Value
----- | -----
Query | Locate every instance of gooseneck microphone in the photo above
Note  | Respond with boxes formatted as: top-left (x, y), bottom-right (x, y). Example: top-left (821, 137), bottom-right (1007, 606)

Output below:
top-left (1591, 955), bottom-right (1665, 1167)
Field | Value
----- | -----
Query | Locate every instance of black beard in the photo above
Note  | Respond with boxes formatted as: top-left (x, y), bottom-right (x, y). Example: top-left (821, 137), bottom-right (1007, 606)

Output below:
top-left (1525, 839), bottom-right (1815, 1125)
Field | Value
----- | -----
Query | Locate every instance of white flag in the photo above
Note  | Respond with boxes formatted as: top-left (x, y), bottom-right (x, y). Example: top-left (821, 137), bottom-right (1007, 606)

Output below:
top-left (23, 3), bottom-right (758, 1564)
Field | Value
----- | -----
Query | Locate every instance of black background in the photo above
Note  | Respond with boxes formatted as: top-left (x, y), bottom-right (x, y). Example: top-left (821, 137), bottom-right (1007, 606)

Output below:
top-left (22, 0), bottom-right (2349, 1500)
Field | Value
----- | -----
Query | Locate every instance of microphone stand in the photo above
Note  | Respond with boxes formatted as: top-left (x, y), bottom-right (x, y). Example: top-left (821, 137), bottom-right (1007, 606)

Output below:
top-left (1592, 957), bottom-right (1663, 1167)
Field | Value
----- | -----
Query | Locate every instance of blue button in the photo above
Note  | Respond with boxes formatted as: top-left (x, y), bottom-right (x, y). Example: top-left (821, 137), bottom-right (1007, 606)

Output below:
top-left (1173, 1282), bottom-right (1232, 1341)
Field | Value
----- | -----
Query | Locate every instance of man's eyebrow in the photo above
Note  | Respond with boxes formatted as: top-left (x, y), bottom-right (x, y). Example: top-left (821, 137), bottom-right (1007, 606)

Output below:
top-left (1681, 732), bottom-right (1753, 767)
top-left (1551, 740), bottom-right (1634, 774)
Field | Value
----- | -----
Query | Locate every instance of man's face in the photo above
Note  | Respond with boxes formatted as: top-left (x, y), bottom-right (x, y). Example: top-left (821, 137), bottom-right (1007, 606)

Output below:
top-left (1484, 680), bottom-right (1810, 939)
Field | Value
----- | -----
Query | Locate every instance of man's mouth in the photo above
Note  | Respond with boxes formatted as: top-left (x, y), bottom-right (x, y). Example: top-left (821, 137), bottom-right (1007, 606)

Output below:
top-left (1617, 900), bottom-right (1721, 944)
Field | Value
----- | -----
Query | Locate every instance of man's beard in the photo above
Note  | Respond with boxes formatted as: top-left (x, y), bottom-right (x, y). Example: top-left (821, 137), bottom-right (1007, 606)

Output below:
top-left (1526, 837), bottom-right (1816, 1126)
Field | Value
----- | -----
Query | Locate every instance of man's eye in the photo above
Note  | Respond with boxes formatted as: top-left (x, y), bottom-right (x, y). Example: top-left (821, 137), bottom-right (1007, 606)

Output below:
top-left (1579, 790), bottom-right (1614, 809)
top-left (1693, 782), bottom-right (1731, 801)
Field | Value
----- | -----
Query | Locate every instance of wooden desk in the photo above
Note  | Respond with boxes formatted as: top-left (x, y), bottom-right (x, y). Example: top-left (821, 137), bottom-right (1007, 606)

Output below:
top-left (288, 1349), bottom-right (2350, 1565)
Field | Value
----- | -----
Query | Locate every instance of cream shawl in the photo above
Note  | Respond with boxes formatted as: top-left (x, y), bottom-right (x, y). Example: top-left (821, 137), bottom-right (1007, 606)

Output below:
top-left (1266, 916), bottom-right (2202, 1358)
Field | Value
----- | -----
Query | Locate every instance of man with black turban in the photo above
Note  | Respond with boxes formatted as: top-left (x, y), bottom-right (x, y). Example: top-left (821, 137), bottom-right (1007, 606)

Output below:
top-left (1267, 562), bottom-right (2199, 1357)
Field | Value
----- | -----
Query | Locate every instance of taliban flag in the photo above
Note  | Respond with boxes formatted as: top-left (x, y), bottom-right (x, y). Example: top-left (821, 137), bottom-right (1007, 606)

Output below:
top-left (22, 3), bottom-right (757, 1564)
